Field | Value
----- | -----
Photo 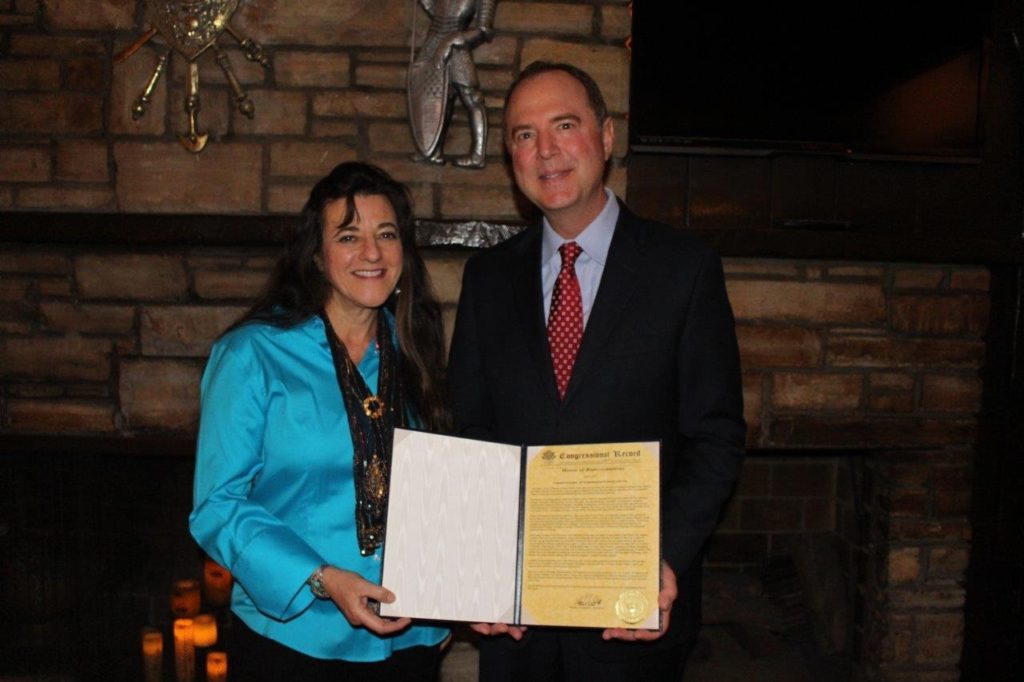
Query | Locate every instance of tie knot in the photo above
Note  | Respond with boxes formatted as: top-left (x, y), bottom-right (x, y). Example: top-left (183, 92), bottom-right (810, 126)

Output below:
top-left (559, 241), bottom-right (582, 268)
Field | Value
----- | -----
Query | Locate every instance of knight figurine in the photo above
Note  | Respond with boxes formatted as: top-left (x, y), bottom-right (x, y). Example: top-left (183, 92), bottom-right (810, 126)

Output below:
top-left (408, 0), bottom-right (497, 169)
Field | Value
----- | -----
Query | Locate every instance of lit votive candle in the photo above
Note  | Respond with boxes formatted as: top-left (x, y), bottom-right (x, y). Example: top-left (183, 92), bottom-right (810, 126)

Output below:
top-left (170, 579), bottom-right (201, 618)
top-left (206, 651), bottom-right (228, 682)
top-left (141, 627), bottom-right (163, 682)
top-left (192, 613), bottom-right (217, 648)
top-left (203, 557), bottom-right (233, 607)
top-left (173, 618), bottom-right (195, 682)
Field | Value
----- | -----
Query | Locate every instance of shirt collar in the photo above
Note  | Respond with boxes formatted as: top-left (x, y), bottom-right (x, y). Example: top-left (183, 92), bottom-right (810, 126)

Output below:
top-left (541, 188), bottom-right (619, 267)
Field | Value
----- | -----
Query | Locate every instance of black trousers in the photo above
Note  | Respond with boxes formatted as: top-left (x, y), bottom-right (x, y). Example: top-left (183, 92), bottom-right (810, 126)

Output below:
top-left (478, 629), bottom-right (694, 682)
top-left (229, 617), bottom-right (442, 682)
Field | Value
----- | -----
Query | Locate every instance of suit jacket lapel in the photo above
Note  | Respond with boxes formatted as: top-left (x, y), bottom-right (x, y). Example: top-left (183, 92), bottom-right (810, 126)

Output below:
top-left (562, 205), bottom-right (646, 405)
top-left (512, 228), bottom-right (561, 405)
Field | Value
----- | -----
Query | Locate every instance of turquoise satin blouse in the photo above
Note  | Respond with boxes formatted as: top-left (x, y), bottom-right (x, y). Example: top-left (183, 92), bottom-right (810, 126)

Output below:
top-left (189, 314), bottom-right (448, 661)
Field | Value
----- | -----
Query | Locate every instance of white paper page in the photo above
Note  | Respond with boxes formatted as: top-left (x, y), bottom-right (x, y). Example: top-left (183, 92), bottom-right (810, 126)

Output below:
top-left (379, 428), bottom-right (522, 623)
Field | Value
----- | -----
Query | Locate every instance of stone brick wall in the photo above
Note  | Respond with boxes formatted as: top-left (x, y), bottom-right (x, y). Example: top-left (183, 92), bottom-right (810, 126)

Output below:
top-left (0, 246), bottom-right (464, 433)
top-left (1, 248), bottom-right (989, 446)
top-left (853, 449), bottom-right (973, 681)
top-left (698, 263), bottom-right (986, 588)
top-left (0, 0), bottom-right (631, 217)
top-left (729, 261), bottom-right (987, 451)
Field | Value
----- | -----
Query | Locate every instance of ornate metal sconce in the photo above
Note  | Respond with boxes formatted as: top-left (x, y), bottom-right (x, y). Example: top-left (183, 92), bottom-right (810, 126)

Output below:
top-left (115, 1), bottom-right (271, 153)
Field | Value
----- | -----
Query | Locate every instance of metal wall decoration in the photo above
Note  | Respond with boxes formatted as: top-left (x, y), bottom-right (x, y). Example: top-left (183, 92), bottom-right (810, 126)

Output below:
top-left (115, 1), bottom-right (271, 153)
top-left (407, 0), bottom-right (497, 169)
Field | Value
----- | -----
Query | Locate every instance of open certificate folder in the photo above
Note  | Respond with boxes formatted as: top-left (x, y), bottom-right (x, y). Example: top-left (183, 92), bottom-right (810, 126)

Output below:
top-left (379, 428), bottom-right (661, 630)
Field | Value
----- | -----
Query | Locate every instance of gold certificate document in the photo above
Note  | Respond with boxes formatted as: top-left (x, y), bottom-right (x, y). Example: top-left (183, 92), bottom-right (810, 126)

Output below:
top-left (380, 429), bottom-right (660, 630)
top-left (519, 443), bottom-right (661, 629)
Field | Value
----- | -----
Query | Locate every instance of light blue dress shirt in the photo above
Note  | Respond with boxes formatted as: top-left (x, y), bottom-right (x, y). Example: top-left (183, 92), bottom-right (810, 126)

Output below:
top-left (541, 187), bottom-right (620, 327)
top-left (190, 313), bottom-right (447, 661)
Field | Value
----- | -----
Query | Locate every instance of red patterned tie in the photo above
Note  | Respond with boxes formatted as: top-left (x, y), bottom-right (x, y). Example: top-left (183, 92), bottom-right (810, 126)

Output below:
top-left (548, 242), bottom-right (583, 400)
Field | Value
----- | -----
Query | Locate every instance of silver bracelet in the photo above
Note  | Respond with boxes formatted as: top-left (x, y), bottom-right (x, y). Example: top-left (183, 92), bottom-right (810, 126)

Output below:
top-left (308, 564), bottom-right (330, 599)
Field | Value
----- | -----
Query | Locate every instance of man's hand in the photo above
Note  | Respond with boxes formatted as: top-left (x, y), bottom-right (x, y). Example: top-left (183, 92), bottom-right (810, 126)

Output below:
top-left (321, 566), bottom-right (412, 636)
top-left (470, 622), bottom-right (527, 641)
top-left (601, 561), bottom-right (677, 642)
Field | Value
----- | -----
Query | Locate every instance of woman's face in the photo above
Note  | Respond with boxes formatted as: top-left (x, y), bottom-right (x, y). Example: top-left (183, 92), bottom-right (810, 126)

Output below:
top-left (319, 193), bottom-right (404, 321)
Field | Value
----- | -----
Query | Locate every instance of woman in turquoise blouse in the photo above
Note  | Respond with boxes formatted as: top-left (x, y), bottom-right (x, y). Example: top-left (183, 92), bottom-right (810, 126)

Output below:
top-left (190, 162), bottom-right (450, 681)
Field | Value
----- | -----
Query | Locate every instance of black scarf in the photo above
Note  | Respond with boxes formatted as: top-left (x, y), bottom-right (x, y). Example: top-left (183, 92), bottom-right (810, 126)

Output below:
top-left (320, 309), bottom-right (406, 556)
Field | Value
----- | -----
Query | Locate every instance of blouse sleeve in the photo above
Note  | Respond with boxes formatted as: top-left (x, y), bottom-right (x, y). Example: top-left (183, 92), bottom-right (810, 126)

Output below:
top-left (189, 334), bottom-right (323, 621)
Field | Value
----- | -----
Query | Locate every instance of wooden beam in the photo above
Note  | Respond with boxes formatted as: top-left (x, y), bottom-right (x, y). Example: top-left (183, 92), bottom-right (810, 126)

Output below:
top-left (2, 211), bottom-right (1023, 264)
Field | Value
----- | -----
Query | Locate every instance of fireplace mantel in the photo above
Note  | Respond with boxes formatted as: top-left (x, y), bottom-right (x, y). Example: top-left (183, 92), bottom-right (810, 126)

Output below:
top-left (3, 211), bottom-right (1023, 265)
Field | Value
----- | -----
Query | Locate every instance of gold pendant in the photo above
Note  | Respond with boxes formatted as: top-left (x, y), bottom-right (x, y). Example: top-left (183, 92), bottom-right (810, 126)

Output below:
top-left (367, 453), bottom-right (387, 505)
top-left (362, 395), bottom-right (384, 419)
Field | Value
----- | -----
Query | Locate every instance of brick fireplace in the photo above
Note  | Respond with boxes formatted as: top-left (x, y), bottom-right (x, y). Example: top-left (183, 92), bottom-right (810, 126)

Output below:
top-left (2, 1), bottom-right (1022, 680)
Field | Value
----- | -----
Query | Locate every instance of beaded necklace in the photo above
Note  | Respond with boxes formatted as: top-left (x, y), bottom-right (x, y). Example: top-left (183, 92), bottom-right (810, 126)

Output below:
top-left (320, 310), bottom-right (405, 556)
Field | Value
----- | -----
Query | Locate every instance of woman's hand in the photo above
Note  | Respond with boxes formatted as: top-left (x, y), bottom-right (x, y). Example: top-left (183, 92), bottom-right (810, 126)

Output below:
top-left (320, 566), bottom-right (412, 636)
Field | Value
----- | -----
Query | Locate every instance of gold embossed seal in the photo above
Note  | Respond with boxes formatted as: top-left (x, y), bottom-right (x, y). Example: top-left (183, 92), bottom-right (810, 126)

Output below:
top-left (614, 590), bottom-right (650, 624)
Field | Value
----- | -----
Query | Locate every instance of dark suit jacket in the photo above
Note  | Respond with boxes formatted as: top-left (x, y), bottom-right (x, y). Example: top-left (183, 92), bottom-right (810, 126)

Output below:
top-left (448, 203), bottom-right (745, 651)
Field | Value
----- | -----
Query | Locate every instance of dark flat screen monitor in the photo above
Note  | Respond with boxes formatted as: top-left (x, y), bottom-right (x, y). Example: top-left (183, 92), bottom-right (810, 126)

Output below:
top-left (628, 1), bottom-right (991, 161)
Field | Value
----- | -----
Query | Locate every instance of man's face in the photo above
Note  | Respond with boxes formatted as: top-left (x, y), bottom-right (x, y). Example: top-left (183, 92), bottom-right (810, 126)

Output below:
top-left (505, 70), bottom-right (614, 238)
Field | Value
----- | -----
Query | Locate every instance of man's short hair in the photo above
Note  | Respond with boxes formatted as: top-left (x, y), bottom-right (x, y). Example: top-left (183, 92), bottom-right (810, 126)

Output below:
top-left (505, 61), bottom-right (609, 124)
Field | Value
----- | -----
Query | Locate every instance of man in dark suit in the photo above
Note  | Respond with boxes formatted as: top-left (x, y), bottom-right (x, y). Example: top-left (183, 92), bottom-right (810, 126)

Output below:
top-left (447, 61), bottom-right (745, 681)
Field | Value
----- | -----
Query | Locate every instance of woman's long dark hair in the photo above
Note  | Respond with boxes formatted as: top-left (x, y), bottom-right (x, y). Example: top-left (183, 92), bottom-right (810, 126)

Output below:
top-left (229, 161), bottom-right (449, 431)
